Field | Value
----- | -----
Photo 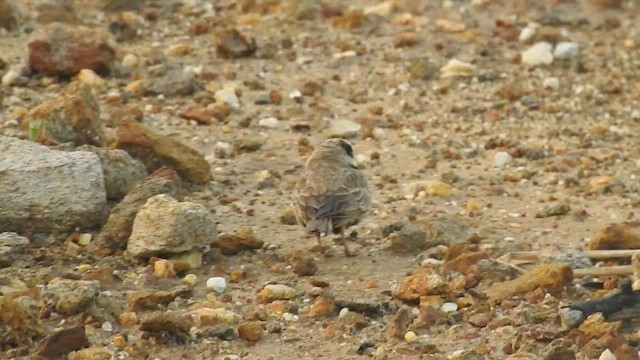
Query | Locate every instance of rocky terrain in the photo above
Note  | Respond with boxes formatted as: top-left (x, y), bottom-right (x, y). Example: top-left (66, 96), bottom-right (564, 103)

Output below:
top-left (2, 0), bottom-right (640, 359)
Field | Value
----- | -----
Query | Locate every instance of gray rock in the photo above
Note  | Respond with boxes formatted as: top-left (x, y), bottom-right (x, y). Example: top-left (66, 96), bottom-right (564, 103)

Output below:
top-left (43, 278), bottom-right (101, 316)
top-left (126, 194), bottom-right (217, 259)
top-left (425, 216), bottom-right (470, 247)
top-left (0, 232), bottom-right (30, 248)
top-left (388, 224), bottom-right (427, 255)
top-left (0, 232), bottom-right (30, 267)
top-left (328, 119), bottom-right (361, 139)
top-left (0, 136), bottom-right (107, 233)
top-left (144, 70), bottom-right (204, 97)
top-left (77, 145), bottom-right (147, 200)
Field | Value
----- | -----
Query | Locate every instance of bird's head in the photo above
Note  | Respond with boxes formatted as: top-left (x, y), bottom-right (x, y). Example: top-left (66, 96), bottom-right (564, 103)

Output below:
top-left (308, 138), bottom-right (358, 168)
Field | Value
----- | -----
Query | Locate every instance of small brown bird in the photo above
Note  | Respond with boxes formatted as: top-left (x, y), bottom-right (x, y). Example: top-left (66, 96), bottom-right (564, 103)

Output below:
top-left (294, 138), bottom-right (372, 256)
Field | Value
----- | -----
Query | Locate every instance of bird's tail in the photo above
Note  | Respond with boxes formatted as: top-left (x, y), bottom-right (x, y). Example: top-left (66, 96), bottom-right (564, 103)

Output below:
top-left (306, 218), bottom-right (332, 236)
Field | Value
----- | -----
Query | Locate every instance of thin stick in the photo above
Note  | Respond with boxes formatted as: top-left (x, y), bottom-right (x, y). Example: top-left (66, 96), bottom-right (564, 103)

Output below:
top-left (573, 265), bottom-right (634, 277)
top-left (505, 250), bottom-right (640, 261)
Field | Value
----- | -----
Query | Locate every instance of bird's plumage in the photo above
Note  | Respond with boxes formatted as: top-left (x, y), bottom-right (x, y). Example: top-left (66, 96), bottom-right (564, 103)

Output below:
top-left (294, 139), bottom-right (371, 255)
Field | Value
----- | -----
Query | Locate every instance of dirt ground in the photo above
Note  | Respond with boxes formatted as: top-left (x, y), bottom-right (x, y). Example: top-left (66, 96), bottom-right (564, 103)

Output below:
top-left (2, 0), bottom-right (640, 359)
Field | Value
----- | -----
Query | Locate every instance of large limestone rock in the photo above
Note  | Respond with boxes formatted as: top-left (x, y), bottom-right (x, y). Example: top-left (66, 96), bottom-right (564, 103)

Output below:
top-left (0, 136), bottom-right (107, 233)
top-left (126, 194), bottom-right (217, 259)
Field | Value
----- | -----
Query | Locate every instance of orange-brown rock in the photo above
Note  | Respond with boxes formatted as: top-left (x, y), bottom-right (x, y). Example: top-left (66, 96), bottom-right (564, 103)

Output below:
top-left (237, 321), bottom-right (264, 342)
top-left (588, 222), bottom-right (640, 250)
top-left (393, 273), bottom-right (446, 301)
top-left (113, 119), bottom-right (211, 183)
top-left (309, 296), bottom-right (335, 317)
top-left (28, 23), bottom-right (115, 76)
top-left (485, 263), bottom-right (573, 300)
top-left (444, 251), bottom-right (488, 274)
top-left (25, 82), bottom-right (104, 146)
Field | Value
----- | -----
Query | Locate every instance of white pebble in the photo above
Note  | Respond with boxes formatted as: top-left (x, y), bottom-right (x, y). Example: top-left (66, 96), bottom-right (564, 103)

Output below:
top-left (215, 88), bottom-right (240, 108)
top-left (518, 25), bottom-right (537, 43)
top-left (440, 58), bottom-right (476, 78)
top-left (632, 110), bottom-right (640, 120)
top-left (338, 308), bottom-right (350, 318)
top-left (282, 312), bottom-right (298, 322)
top-left (206, 277), bottom-right (227, 294)
top-left (101, 321), bottom-right (113, 332)
top-left (492, 151), bottom-right (513, 168)
top-left (372, 127), bottom-right (387, 140)
top-left (289, 89), bottom-right (302, 99)
top-left (598, 349), bottom-right (616, 360)
top-left (440, 302), bottom-right (458, 312)
top-left (521, 42), bottom-right (554, 66)
top-left (554, 42), bottom-right (579, 60)
top-left (1, 68), bottom-right (19, 86)
top-left (542, 77), bottom-right (560, 89)
top-left (258, 117), bottom-right (279, 128)
top-left (121, 53), bottom-right (139, 68)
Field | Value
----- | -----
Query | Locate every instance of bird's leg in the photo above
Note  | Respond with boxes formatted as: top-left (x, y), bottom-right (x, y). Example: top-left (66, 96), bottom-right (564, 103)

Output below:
top-left (315, 232), bottom-right (325, 254)
top-left (340, 229), bottom-right (355, 257)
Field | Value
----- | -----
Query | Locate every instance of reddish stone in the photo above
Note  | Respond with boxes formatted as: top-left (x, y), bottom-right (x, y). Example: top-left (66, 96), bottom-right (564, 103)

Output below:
top-left (28, 23), bottom-right (116, 76)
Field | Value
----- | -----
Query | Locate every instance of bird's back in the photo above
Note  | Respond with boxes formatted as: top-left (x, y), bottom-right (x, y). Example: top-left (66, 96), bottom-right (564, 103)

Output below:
top-left (294, 159), bottom-right (371, 235)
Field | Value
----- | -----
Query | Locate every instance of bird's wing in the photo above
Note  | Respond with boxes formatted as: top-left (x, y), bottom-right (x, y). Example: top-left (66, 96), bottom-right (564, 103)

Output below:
top-left (296, 169), bottom-right (371, 222)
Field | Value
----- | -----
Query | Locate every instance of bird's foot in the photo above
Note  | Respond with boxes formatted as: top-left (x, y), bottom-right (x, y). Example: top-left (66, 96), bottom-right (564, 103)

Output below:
top-left (311, 244), bottom-right (334, 257)
top-left (342, 243), bottom-right (358, 257)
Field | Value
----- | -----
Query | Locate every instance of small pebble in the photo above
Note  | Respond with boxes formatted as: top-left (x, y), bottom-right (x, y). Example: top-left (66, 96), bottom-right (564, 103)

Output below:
top-left (101, 321), bottom-right (113, 332)
top-left (113, 335), bottom-right (126, 349)
top-left (1, 68), bottom-right (20, 86)
top-left (206, 277), bottom-right (227, 294)
top-left (492, 151), bottom-right (513, 168)
top-left (339, 308), bottom-right (350, 319)
top-left (78, 69), bottom-right (104, 87)
top-left (258, 117), bottom-right (279, 128)
top-left (440, 302), bottom-right (458, 312)
top-left (404, 331), bottom-right (417, 342)
top-left (521, 42), bottom-right (553, 66)
top-left (282, 312), bottom-right (298, 322)
top-left (598, 349), bottom-right (616, 360)
top-left (121, 54), bottom-right (139, 68)
top-left (554, 42), bottom-right (579, 60)
top-left (519, 24), bottom-right (537, 42)
top-left (215, 88), bottom-right (240, 108)
top-left (542, 77), bottom-right (560, 89)
top-left (182, 274), bottom-right (197, 286)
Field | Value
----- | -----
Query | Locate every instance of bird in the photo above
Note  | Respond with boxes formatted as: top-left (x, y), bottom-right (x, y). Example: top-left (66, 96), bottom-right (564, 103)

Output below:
top-left (294, 138), bottom-right (372, 257)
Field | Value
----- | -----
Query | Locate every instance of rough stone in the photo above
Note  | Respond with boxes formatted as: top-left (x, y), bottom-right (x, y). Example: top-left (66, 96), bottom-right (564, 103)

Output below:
top-left (94, 168), bottom-right (181, 255)
top-left (588, 222), bottom-right (640, 250)
top-left (144, 70), bottom-right (204, 97)
top-left (126, 194), bottom-right (218, 259)
top-left (28, 23), bottom-right (116, 76)
top-left (217, 227), bottom-right (264, 255)
top-left (0, 0), bottom-right (18, 30)
top-left (0, 136), bottom-right (107, 233)
top-left (76, 145), bottom-right (147, 200)
top-left (216, 29), bottom-right (257, 59)
top-left (42, 278), bottom-right (101, 316)
top-left (25, 82), bottom-right (105, 146)
top-left (114, 119), bottom-right (211, 184)
top-left (0, 296), bottom-right (43, 347)
top-left (388, 224), bottom-right (428, 255)
top-left (36, 325), bottom-right (90, 358)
